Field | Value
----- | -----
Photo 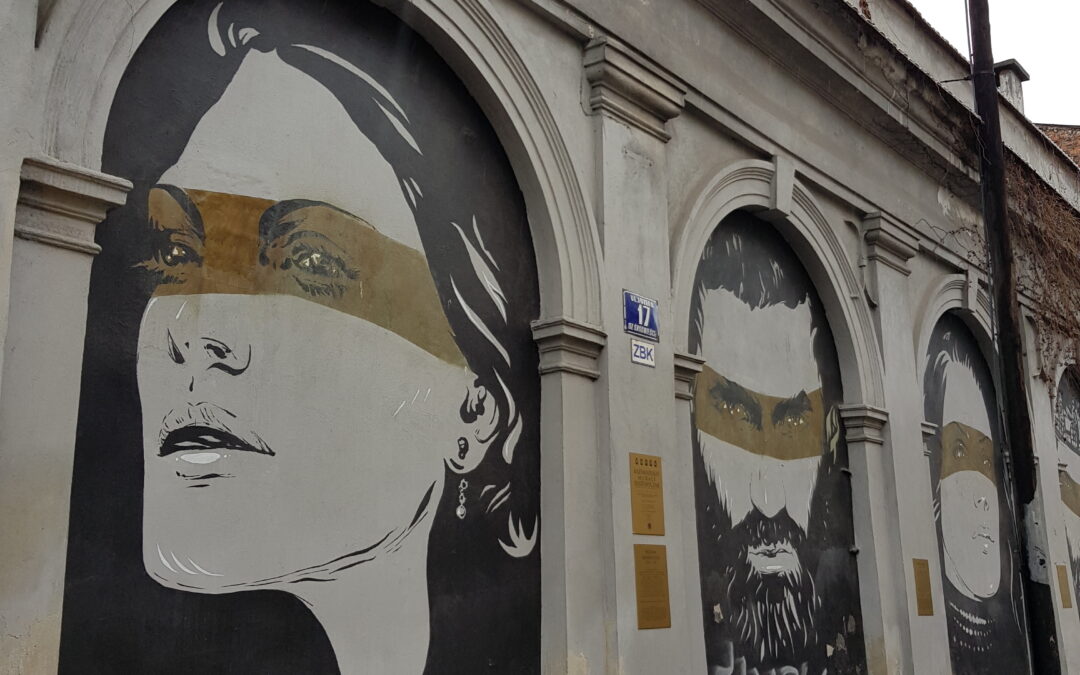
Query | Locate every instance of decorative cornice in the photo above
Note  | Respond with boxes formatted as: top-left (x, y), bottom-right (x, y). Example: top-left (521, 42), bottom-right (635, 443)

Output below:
top-left (583, 37), bottom-right (686, 142)
top-left (36, 0), bottom-right (59, 46)
top-left (16, 155), bottom-right (131, 256)
top-left (839, 404), bottom-right (889, 445)
top-left (673, 351), bottom-right (706, 401)
top-left (531, 317), bottom-right (607, 380)
top-left (767, 155), bottom-right (795, 219)
top-left (863, 212), bottom-right (918, 277)
top-left (921, 420), bottom-right (939, 457)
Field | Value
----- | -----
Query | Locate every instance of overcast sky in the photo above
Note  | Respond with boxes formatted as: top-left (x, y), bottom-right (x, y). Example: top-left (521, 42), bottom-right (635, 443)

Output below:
top-left (904, 0), bottom-right (1080, 125)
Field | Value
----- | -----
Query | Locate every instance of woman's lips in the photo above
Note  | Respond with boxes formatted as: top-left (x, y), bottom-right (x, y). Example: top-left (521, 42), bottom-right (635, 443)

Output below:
top-left (156, 402), bottom-right (274, 468)
top-left (158, 424), bottom-right (273, 465)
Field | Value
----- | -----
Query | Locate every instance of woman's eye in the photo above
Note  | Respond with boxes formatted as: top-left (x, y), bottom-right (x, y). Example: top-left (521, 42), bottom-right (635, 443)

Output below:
top-left (161, 243), bottom-right (198, 267)
top-left (292, 249), bottom-right (346, 278)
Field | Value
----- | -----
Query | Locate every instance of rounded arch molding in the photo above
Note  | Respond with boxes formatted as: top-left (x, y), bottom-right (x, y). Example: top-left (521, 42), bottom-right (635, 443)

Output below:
top-left (913, 273), bottom-right (995, 388)
top-left (671, 158), bottom-right (885, 408)
top-left (39, 0), bottom-right (603, 324)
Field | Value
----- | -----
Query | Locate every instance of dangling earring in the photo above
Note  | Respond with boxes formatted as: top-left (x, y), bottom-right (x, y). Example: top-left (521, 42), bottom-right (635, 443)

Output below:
top-left (456, 478), bottom-right (469, 520)
top-left (457, 437), bottom-right (469, 461)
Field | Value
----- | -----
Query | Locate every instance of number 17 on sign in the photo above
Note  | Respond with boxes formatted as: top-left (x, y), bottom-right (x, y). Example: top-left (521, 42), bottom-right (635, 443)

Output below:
top-left (623, 290), bottom-right (659, 342)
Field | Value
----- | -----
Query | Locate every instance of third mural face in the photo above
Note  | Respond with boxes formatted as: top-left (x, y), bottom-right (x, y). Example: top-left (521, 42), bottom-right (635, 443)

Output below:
top-left (690, 211), bottom-right (866, 674)
top-left (923, 313), bottom-right (1030, 675)
top-left (1058, 370), bottom-right (1080, 624)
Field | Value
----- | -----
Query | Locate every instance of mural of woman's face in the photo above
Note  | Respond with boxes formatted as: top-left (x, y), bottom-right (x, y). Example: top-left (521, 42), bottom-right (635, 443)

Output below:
top-left (1056, 375), bottom-right (1080, 570)
top-left (938, 360), bottom-right (1001, 601)
top-left (137, 50), bottom-right (474, 591)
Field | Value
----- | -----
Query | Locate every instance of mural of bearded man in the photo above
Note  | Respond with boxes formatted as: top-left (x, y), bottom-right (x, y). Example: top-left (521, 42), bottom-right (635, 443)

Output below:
top-left (689, 210), bottom-right (865, 674)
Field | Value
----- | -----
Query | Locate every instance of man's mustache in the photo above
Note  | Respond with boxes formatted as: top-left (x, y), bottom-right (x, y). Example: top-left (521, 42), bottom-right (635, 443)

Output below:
top-left (733, 508), bottom-right (807, 548)
top-left (724, 508), bottom-right (821, 666)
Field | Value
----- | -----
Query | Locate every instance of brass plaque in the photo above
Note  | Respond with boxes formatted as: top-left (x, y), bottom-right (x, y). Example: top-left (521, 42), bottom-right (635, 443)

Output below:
top-left (1058, 564), bottom-right (1074, 609)
top-left (912, 558), bottom-right (934, 616)
top-left (634, 544), bottom-right (671, 629)
top-left (630, 453), bottom-right (665, 535)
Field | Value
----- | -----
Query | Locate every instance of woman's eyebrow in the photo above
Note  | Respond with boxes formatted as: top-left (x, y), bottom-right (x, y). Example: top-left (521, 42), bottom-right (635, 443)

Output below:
top-left (152, 184), bottom-right (205, 241)
top-left (280, 229), bottom-right (350, 257)
top-left (258, 199), bottom-right (356, 243)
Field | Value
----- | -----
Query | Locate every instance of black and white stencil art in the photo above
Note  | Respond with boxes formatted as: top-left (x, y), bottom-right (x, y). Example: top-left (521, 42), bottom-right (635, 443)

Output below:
top-left (689, 211), bottom-right (866, 674)
top-left (923, 313), bottom-right (1030, 675)
top-left (59, 2), bottom-right (541, 673)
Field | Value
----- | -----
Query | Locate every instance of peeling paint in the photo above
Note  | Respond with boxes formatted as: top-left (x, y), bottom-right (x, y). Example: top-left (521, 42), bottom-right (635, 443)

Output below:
top-left (568, 652), bottom-right (590, 675)
top-left (1, 612), bottom-right (61, 675)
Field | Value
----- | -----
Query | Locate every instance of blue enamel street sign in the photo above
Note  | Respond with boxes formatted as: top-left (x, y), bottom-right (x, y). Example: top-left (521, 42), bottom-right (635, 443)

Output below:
top-left (623, 290), bottom-right (659, 342)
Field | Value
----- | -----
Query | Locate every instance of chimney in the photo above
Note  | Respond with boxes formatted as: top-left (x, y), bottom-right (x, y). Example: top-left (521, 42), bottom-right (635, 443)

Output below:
top-left (994, 59), bottom-right (1030, 114)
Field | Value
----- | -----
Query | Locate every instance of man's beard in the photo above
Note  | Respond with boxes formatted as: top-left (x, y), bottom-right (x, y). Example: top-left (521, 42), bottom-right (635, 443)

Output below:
top-left (725, 508), bottom-right (820, 666)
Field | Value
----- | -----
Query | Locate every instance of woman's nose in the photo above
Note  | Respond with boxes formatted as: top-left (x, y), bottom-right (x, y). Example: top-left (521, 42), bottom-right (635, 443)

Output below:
top-left (199, 336), bottom-right (251, 375)
top-left (165, 327), bottom-right (251, 376)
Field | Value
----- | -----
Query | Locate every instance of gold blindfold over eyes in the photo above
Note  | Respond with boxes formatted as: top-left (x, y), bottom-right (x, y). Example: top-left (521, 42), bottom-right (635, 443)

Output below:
top-left (1061, 470), bottom-right (1080, 519)
top-left (145, 187), bottom-right (465, 368)
top-left (694, 364), bottom-right (825, 461)
top-left (939, 421), bottom-right (997, 482)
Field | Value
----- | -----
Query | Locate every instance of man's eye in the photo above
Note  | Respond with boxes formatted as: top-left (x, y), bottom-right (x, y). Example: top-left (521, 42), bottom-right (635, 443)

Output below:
top-left (779, 415), bottom-right (806, 428)
top-left (161, 243), bottom-right (198, 266)
top-left (720, 401), bottom-right (751, 423)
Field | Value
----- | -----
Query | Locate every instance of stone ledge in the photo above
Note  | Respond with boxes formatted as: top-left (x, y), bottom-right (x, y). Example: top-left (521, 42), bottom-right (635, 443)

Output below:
top-left (673, 351), bottom-right (705, 401)
top-left (17, 156), bottom-right (132, 256)
top-left (839, 404), bottom-right (890, 445)
top-left (863, 212), bottom-right (919, 277)
top-left (583, 37), bottom-right (686, 142)
top-left (531, 317), bottom-right (607, 380)
top-left (920, 420), bottom-right (939, 457)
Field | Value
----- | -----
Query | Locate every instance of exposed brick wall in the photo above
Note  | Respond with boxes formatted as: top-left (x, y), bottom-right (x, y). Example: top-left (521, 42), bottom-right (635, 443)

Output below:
top-left (1038, 124), bottom-right (1080, 167)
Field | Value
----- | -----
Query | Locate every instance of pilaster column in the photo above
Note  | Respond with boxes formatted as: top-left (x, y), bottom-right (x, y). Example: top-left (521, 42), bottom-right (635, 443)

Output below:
top-left (0, 155), bottom-right (130, 673)
top-left (583, 37), bottom-right (685, 144)
top-left (672, 351), bottom-right (708, 673)
top-left (853, 212), bottom-right (949, 674)
top-left (583, 36), bottom-right (693, 674)
top-left (531, 317), bottom-right (609, 675)
top-left (1023, 315), bottom-right (1076, 673)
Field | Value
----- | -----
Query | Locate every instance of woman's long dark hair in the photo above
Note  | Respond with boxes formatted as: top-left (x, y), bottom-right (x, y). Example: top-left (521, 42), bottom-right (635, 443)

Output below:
top-left (58, 1), bottom-right (540, 673)
top-left (923, 311), bottom-right (1029, 675)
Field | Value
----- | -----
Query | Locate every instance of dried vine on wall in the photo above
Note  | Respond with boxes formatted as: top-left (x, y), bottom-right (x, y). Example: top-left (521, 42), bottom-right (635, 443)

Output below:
top-left (1005, 154), bottom-right (1080, 384)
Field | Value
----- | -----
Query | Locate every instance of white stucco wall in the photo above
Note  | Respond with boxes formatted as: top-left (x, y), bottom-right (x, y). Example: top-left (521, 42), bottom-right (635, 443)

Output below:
top-left (1, 0), bottom-right (1078, 673)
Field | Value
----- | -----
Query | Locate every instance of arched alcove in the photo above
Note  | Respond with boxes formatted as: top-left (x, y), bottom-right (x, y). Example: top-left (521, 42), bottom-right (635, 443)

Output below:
top-left (39, 0), bottom-right (603, 325)
top-left (40, 2), bottom-right (606, 673)
top-left (913, 273), bottom-right (995, 388)
top-left (671, 158), bottom-right (884, 409)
